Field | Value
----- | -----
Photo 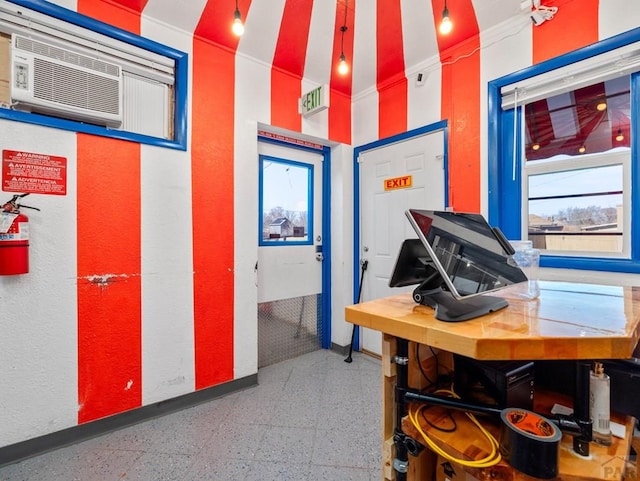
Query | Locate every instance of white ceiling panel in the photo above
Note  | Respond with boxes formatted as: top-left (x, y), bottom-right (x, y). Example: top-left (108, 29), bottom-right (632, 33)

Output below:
top-left (473, 0), bottom-right (523, 32)
top-left (142, 0), bottom-right (208, 35)
top-left (237, 0), bottom-right (286, 67)
top-left (400, 0), bottom-right (439, 74)
top-left (304, 1), bottom-right (337, 86)
top-left (352, 0), bottom-right (378, 96)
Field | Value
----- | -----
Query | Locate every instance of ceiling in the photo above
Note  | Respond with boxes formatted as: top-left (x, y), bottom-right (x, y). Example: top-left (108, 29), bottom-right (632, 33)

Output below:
top-left (105, 0), bottom-right (538, 96)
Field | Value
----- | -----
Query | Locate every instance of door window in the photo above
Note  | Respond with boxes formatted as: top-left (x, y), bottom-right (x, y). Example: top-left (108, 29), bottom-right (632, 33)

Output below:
top-left (259, 155), bottom-right (313, 246)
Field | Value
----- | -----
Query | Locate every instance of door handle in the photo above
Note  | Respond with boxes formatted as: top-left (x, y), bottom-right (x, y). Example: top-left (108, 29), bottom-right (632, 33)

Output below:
top-left (316, 253), bottom-right (324, 261)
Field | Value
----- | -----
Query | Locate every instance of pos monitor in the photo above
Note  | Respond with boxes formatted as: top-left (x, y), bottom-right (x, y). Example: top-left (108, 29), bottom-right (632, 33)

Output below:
top-left (389, 209), bottom-right (528, 322)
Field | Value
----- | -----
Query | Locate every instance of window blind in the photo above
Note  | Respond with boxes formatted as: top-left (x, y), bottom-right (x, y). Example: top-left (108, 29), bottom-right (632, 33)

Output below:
top-left (501, 42), bottom-right (640, 109)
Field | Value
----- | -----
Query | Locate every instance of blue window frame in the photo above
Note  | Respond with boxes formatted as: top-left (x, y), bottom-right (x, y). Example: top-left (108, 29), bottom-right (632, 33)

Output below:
top-left (258, 155), bottom-right (314, 247)
top-left (488, 28), bottom-right (640, 273)
top-left (1, 0), bottom-right (188, 151)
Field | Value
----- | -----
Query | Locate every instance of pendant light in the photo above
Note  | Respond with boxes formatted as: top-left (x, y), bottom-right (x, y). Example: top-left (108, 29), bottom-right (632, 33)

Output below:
top-left (232, 0), bottom-right (244, 36)
top-left (337, 1), bottom-right (349, 75)
top-left (439, 0), bottom-right (452, 35)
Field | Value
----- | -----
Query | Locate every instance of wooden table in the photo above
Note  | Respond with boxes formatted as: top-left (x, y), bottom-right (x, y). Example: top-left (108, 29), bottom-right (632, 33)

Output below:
top-left (345, 281), bottom-right (640, 481)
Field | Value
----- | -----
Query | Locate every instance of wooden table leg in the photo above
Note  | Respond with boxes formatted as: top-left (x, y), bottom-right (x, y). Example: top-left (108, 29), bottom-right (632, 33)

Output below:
top-left (382, 334), bottom-right (398, 480)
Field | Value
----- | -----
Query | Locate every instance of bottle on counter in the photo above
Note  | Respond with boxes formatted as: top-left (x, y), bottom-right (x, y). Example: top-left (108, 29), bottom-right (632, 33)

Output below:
top-left (589, 361), bottom-right (612, 446)
top-left (509, 240), bottom-right (540, 300)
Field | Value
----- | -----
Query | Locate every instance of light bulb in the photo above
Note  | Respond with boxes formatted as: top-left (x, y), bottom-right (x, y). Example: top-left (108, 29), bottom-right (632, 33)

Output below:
top-left (232, 11), bottom-right (244, 36)
top-left (616, 129), bottom-right (624, 142)
top-left (596, 101), bottom-right (607, 111)
top-left (578, 145), bottom-right (586, 154)
top-left (232, 18), bottom-right (244, 36)
top-left (532, 143), bottom-right (540, 151)
top-left (439, 14), bottom-right (452, 34)
top-left (338, 54), bottom-right (349, 75)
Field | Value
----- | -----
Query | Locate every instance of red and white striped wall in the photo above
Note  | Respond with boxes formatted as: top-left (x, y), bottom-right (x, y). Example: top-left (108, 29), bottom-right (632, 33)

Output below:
top-left (1, 0), bottom-right (639, 449)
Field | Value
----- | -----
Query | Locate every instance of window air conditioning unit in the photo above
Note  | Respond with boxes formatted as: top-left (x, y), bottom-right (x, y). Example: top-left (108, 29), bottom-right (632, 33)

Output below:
top-left (10, 34), bottom-right (123, 127)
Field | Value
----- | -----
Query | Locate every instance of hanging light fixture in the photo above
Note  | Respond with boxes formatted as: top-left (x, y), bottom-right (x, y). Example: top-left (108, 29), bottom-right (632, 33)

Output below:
top-left (527, 105), bottom-right (540, 152)
top-left (616, 128), bottom-right (625, 142)
top-left (338, 1), bottom-right (349, 75)
top-left (439, 0), bottom-right (452, 35)
top-left (232, 0), bottom-right (244, 36)
top-left (338, 50), bottom-right (348, 75)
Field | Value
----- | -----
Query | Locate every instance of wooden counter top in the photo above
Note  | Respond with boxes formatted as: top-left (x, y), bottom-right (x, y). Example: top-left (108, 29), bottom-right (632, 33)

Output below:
top-left (345, 281), bottom-right (640, 360)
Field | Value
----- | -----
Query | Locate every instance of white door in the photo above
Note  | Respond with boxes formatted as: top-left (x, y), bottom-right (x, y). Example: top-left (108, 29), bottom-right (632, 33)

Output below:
top-left (257, 140), bottom-right (325, 366)
top-left (358, 129), bottom-right (446, 355)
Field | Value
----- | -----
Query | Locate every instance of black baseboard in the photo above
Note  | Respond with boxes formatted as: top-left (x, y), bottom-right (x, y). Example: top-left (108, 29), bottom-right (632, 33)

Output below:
top-left (0, 373), bottom-right (258, 468)
top-left (330, 342), bottom-right (351, 356)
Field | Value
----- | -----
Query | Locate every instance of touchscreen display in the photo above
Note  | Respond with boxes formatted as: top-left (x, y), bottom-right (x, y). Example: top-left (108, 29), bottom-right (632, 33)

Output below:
top-left (406, 209), bottom-right (527, 299)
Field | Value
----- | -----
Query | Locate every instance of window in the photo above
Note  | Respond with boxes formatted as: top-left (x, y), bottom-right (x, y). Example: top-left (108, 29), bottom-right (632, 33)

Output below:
top-left (488, 32), bottom-right (640, 273)
top-left (259, 155), bottom-right (313, 246)
top-left (523, 78), bottom-right (631, 258)
top-left (0, 0), bottom-right (187, 150)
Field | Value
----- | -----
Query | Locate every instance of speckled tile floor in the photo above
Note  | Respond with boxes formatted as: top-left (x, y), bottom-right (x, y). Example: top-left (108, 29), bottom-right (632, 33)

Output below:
top-left (0, 349), bottom-right (382, 481)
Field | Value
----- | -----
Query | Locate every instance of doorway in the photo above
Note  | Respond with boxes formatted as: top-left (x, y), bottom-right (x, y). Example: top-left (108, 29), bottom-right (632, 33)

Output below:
top-left (257, 136), bottom-right (330, 367)
top-left (355, 122), bottom-right (448, 355)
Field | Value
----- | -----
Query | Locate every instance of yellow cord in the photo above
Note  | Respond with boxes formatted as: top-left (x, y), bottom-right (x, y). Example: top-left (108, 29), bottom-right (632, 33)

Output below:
top-left (407, 389), bottom-right (502, 468)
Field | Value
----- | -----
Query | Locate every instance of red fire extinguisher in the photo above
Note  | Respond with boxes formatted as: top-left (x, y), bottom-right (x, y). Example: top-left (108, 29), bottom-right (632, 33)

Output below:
top-left (0, 193), bottom-right (40, 275)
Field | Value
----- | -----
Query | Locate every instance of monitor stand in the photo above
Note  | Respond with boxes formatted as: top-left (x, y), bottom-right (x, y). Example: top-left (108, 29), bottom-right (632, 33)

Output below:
top-left (412, 277), bottom-right (508, 322)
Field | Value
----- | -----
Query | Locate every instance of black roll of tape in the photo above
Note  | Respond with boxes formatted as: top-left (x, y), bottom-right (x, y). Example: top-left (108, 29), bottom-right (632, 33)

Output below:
top-left (499, 408), bottom-right (562, 479)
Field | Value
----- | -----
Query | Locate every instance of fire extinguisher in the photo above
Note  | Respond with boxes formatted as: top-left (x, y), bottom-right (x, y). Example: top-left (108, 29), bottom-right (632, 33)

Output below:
top-left (0, 193), bottom-right (40, 275)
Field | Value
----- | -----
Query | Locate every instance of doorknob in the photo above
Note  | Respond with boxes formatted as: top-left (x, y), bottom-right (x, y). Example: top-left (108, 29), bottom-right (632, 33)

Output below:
top-left (316, 253), bottom-right (324, 261)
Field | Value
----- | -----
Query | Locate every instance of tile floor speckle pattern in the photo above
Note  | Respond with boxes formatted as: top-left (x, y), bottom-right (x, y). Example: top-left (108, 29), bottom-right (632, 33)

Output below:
top-left (0, 350), bottom-right (382, 481)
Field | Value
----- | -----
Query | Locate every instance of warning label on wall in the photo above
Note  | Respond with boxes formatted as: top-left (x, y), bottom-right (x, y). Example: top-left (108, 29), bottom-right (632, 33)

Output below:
top-left (2, 150), bottom-right (67, 195)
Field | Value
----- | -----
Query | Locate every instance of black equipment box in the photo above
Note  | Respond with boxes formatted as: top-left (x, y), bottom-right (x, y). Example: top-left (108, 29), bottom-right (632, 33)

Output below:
top-left (454, 354), bottom-right (535, 410)
top-left (535, 359), bottom-right (640, 419)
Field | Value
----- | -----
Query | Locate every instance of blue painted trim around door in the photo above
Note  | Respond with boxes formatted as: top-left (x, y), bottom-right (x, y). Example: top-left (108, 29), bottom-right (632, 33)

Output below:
top-left (321, 145), bottom-right (332, 349)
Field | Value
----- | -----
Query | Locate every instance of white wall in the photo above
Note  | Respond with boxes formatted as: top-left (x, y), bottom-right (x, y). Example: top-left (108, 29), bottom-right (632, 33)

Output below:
top-left (0, 121), bottom-right (78, 446)
top-left (330, 142), bottom-right (354, 347)
top-left (139, 15), bottom-right (197, 407)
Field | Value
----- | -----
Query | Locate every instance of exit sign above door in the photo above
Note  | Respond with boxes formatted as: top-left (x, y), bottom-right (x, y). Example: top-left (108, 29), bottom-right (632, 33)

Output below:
top-left (299, 84), bottom-right (329, 117)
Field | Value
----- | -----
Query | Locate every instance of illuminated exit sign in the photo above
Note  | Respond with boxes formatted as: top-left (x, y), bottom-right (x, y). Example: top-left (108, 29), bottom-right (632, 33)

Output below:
top-left (384, 175), bottom-right (412, 191)
top-left (299, 84), bottom-right (329, 117)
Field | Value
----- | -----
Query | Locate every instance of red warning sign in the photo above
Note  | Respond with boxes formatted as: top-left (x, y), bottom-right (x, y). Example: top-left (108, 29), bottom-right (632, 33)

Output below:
top-left (2, 150), bottom-right (67, 195)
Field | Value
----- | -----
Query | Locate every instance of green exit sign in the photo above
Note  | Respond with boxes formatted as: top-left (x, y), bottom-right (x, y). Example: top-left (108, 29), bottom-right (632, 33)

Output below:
top-left (299, 84), bottom-right (330, 117)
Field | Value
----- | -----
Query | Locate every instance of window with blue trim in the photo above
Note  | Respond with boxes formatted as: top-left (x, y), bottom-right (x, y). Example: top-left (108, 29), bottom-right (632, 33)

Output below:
top-left (489, 30), bottom-right (640, 273)
top-left (0, 0), bottom-right (187, 150)
top-left (259, 155), bottom-right (313, 246)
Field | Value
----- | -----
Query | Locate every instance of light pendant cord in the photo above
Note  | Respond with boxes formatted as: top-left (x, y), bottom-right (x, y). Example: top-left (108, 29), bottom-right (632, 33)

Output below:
top-left (338, 0), bottom-right (349, 74)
